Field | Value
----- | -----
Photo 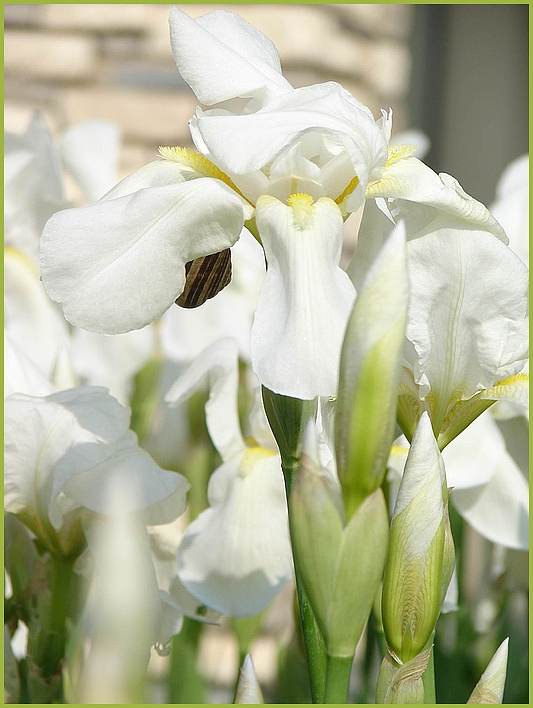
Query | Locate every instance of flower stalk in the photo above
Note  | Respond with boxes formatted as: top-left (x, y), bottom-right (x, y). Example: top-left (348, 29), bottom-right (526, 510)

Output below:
top-left (262, 387), bottom-right (327, 703)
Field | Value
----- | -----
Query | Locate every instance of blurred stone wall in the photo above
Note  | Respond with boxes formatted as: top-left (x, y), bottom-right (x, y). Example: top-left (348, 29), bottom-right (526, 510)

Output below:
top-left (4, 4), bottom-right (413, 177)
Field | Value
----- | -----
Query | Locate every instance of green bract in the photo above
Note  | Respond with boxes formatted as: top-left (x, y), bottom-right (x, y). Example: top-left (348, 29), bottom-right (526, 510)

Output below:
top-left (290, 448), bottom-right (389, 658)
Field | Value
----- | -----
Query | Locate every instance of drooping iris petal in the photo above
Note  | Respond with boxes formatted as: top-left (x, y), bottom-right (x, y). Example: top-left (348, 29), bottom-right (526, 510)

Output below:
top-left (5, 247), bottom-right (70, 380)
top-left (169, 7), bottom-right (290, 106)
top-left (195, 82), bottom-right (386, 189)
top-left (166, 338), bottom-right (245, 462)
top-left (5, 387), bottom-right (186, 541)
top-left (367, 157), bottom-right (506, 240)
top-left (252, 195), bottom-right (355, 399)
top-left (441, 412), bottom-right (507, 490)
top-left (53, 430), bottom-right (188, 528)
top-left (452, 453), bottom-right (528, 551)
top-left (5, 386), bottom-right (128, 535)
top-left (60, 120), bottom-right (121, 201)
top-left (405, 228), bottom-right (528, 430)
top-left (176, 450), bottom-right (292, 616)
top-left (40, 178), bottom-right (245, 334)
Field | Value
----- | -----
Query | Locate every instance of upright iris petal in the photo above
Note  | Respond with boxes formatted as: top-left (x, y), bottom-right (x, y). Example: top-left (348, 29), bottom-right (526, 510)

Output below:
top-left (169, 7), bottom-right (291, 107)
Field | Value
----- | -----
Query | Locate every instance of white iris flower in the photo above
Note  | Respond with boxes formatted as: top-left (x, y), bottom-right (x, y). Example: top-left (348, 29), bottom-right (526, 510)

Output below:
top-left (166, 338), bottom-right (293, 616)
top-left (39, 8), bottom-right (504, 399)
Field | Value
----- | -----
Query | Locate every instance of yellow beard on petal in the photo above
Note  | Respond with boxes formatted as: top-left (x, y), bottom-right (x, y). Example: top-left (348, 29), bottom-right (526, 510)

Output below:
top-left (239, 446), bottom-right (277, 477)
top-left (158, 145), bottom-right (253, 206)
top-left (385, 144), bottom-right (417, 168)
top-left (287, 192), bottom-right (315, 229)
top-left (364, 144), bottom-right (418, 199)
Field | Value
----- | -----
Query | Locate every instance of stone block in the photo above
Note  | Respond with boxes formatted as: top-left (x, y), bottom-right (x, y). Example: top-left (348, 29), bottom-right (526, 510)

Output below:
top-left (5, 31), bottom-right (97, 81)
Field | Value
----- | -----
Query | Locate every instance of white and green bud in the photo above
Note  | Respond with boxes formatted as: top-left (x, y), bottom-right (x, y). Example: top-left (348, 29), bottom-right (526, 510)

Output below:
top-left (234, 655), bottom-right (264, 704)
top-left (467, 639), bottom-right (509, 704)
top-left (382, 412), bottom-right (448, 663)
top-left (290, 423), bottom-right (389, 659)
top-left (335, 223), bottom-right (408, 518)
top-left (376, 649), bottom-right (431, 704)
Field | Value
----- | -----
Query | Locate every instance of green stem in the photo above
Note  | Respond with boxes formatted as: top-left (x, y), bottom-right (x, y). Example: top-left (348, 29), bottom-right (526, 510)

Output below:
top-left (422, 646), bottom-right (436, 703)
top-left (36, 555), bottom-right (74, 677)
top-left (324, 654), bottom-right (353, 704)
top-left (168, 618), bottom-right (205, 703)
top-left (282, 459), bottom-right (327, 704)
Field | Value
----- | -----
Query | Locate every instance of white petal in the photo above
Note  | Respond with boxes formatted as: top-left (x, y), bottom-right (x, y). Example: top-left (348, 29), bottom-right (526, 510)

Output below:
top-left (452, 453), bottom-right (528, 550)
top-left (176, 451), bottom-right (292, 616)
top-left (5, 334), bottom-right (53, 398)
top-left (347, 198), bottom-right (395, 291)
top-left (441, 412), bottom-right (506, 490)
top-left (480, 369), bottom-right (529, 413)
top-left (102, 159), bottom-right (189, 200)
top-left (247, 381), bottom-right (277, 451)
top-left (52, 346), bottom-right (78, 390)
top-left (169, 7), bottom-right (290, 106)
top-left (5, 386), bottom-right (129, 530)
top-left (368, 157), bottom-right (506, 240)
top-left (55, 430), bottom-right (189, 527)
top-left (196, 82), bottom-right (385, 185)
top-left (5, 112), bottom-right (64, 257)
top-left (155, 590), bottom-right (184, 649)
top-left (138, 360), bottom-right (190, 470)
top-left (70, 326), bottom-right (155, 404)
top-left (251, 196), bottom-right (355, 399)
top-left (391, 130), bottom-right (430, 160)
top-left (441, 567), bottom-right (458, 614)
top-left (61, 121), bottom-right (121, 201)
top-left (166, 338), bottom-right (245, 461)
top-left (76, 508), bottom-right (160, 703)
top-left (5, 247), bottom-right (70, 380)
top-left (491, 154), bottom-right (528, 264)
top-left (40, 178), bottom-right (245, 334)
top-left (406, 228), bottom-right (528, 425)
top-left (5, 386), bottom-right (183, 533)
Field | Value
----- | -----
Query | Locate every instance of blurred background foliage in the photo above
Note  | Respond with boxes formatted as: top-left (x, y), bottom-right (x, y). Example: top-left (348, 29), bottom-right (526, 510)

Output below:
top-left (4, 4), bottom-right (528, 704)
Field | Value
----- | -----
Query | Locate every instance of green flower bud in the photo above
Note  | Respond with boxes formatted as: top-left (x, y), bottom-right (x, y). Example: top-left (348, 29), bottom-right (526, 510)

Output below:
top-left (290, 426), bottom-right (389, 658)
top-left (335, 224), bottom-right (407, 518)
top-left (467, 639), bottom-right (509, 704)
top-left (382, 412), bottom-right (448, 663)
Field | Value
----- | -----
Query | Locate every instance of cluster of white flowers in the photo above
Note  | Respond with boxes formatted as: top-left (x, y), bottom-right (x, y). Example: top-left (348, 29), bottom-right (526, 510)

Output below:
top-left (4, 7), bottom-right (528, 704)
